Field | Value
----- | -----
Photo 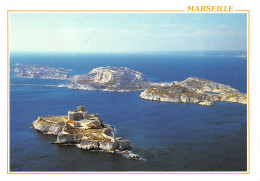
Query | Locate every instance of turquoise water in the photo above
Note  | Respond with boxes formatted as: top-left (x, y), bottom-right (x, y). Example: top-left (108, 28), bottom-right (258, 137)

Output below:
top-left (10, 52), bottom-right (247, 171)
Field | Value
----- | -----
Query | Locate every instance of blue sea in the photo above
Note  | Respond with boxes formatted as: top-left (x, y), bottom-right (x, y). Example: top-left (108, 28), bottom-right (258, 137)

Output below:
top-left (9, 51), bottom-right (247, 172)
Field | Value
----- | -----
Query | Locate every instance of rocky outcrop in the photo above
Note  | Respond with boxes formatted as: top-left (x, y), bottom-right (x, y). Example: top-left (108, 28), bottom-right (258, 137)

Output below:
top-left (54, 134), bottom-right (83, 144)
top-left (140, 77), bottom-right (247, 106)
top-left (76, 140), bottom-right (99, 150)
top-left (199, 100), bottom-right (215, 106)
top-left (31, 116), bottom-right (64, 135)
top-left (99, 141), bottom-right (118, 151)
top-left (76, 139), bottom-right (131, 152)
top-left (129, 154), bottom-right (140, 160)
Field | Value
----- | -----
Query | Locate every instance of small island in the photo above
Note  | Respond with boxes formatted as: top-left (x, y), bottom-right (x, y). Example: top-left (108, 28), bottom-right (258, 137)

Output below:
top-left (66, 66), bottom-right (151, 92)
top-left (32, 106), bottom-right (140, 160)
top-left (140, 77), bottom-right (247, 106)
top-left (11, 64), bottom-right (72, 80)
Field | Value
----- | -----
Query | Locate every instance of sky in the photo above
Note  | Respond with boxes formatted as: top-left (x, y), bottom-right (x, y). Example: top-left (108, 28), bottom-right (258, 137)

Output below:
top-left (9, 13), bottom-right (247, 53)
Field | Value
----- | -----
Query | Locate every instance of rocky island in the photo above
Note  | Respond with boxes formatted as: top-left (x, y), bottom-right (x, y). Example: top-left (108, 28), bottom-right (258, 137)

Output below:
top-left (66, 66), bottom-right (151, 92)
top-left (11, 64), bottom-right (72, 80)
top-left (32, 106), bottom-right (140, 160)
top-left (12, 64), bottom-right (247, 106)
top-left (140, 77), bottom-right (247, 106)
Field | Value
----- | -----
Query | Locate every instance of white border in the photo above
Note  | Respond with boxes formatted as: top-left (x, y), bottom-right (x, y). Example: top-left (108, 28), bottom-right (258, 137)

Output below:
top-left (1, 0), bottom-right (260, 181)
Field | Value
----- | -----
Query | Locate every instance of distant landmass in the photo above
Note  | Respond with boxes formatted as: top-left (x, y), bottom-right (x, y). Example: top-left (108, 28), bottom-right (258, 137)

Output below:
top-left (11, 63), bottom-right (72, 80)
top-left (11, 64), bottom-right (247, 106)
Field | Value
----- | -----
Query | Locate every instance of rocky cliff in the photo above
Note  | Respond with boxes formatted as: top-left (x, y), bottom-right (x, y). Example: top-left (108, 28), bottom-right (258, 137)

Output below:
top-left (32, 116), bottom-right (65, 135)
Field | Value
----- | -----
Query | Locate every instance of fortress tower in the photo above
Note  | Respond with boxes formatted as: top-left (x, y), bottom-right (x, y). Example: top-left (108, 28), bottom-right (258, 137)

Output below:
top-left (77, 106), bottom-right (85, 112)
top-left (68, 106), bottom-right (88, 121)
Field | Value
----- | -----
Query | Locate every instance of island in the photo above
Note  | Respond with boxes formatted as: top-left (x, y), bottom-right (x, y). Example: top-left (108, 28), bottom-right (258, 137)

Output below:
top-left (32, 106), bottom-right (140, 160)
top-left (140, 77), bottom-right (247, 106)
top-left (66, 66), bottom-right (151, 92)
top-left (12, 64), bottom-right (247, 106)
top-left (11, 63), bottom-right (72, 80)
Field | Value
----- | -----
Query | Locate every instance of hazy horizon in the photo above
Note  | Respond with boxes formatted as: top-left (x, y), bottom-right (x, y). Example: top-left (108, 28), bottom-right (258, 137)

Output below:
top-left (10, 49), bottom-right (247, 54)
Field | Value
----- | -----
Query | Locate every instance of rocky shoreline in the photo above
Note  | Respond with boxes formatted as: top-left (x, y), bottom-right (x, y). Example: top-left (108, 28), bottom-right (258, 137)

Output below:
top-left (32, 107), bottom-right (141, 160)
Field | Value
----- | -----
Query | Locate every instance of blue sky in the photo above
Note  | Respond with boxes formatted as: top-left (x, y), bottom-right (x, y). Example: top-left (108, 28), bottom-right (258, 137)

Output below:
top-left (10, 13), bottom-right (247, 52)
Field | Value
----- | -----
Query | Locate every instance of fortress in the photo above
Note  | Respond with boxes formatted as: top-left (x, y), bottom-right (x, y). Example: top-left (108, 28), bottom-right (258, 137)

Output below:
top-left (66, 106), bottom-right (102, 129)
top-left (68, 106), bottom-right (89, 121)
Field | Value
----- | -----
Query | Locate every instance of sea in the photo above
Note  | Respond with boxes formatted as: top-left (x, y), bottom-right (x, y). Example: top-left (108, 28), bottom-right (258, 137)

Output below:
top-left (9, 51), bottom-right (247, 172)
